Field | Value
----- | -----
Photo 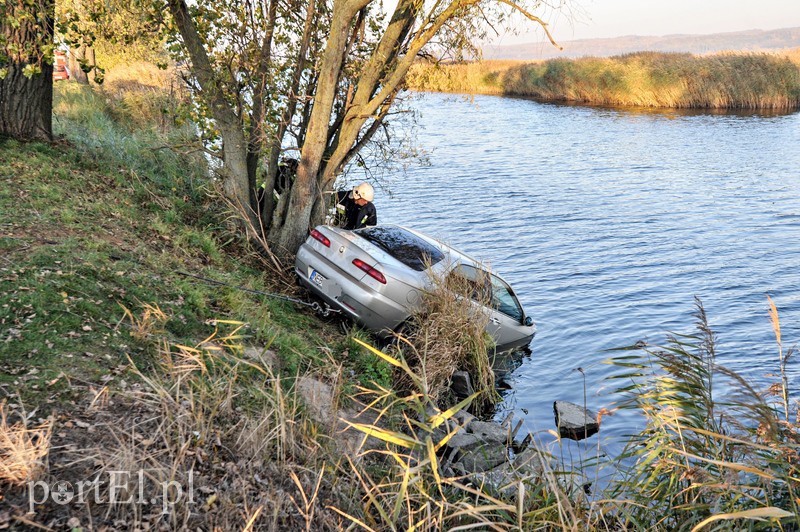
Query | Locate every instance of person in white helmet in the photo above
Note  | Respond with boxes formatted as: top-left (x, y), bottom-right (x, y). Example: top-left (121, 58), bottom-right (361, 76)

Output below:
top-left (335, 182), bottom-right (377, 230)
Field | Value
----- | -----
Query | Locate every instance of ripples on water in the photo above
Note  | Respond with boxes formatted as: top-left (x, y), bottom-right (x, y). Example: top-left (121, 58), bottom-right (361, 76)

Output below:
top-left (374, 93), bottom-right (800, 463)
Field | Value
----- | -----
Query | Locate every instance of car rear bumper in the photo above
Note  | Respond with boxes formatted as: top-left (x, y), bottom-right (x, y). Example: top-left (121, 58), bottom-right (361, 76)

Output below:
top-left (295, 243), bottom-right (410, 336)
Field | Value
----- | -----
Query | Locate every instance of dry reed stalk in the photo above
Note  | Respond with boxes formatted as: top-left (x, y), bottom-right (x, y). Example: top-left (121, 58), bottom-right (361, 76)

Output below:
top-left (118, 301), bottom-right (168, 342)
top-left (396, 260), bottom-right (497, 409)
top-left (0, 403), bottom-right (53, 485)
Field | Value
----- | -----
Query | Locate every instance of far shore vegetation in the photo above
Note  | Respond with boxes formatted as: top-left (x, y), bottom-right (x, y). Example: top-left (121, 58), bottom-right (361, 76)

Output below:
top-left (406, 48), bottom-right (800, 109)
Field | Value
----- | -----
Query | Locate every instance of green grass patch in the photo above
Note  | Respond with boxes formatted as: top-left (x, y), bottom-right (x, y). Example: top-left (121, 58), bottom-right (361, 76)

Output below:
top-left (0, 79), bottom-right (359, 408)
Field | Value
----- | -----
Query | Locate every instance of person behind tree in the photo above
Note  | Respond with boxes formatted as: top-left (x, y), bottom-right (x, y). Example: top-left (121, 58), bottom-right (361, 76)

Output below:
top-left (257, 157), bottom-right (299, 220)
top-left (335, 182), bottom-right (377, 230)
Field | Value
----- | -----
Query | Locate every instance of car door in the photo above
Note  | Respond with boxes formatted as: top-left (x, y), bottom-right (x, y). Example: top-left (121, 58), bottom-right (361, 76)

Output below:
top-left (485, 273), bottom-right (530, 349)
top-left (447, 264), bottom-right (529, 348)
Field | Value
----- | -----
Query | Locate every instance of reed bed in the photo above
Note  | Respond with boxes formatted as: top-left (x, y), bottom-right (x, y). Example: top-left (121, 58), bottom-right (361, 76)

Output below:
top-left (389, 261), bottom-right (498, 411)
top-left (598, 298), bottom-right (800, 530)
top-left (406, 60), bottom-right (525, 95)
top-left (408, 49), bottom-right (800, 109)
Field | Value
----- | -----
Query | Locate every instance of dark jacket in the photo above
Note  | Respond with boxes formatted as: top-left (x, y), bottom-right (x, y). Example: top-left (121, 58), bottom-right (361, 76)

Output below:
top-left (335, 190), bottom-right (377, 230)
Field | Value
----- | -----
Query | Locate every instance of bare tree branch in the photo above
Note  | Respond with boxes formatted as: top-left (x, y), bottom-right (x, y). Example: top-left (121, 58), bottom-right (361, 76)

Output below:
top-left (496, 0), bottom-right (562, 49)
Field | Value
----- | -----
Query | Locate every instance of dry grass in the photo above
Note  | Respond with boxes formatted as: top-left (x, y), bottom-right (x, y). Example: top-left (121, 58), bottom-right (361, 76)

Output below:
top-left (392, 260), bottom-right (498, 410)
top-left (102, 62), bottom-right (181, 93)
top-left (406, 59), bottom-right (530, 94)
top-left (3, 307), bottom-right (353, 529)
top-left (408, 50), bottom-right (800, 109)
top-left (102, 320), bottom-right (354, 529)
top-left (119, 301), bottom-right (169, 343)
top-left (339, 338), bottom-right (579, 530)
top-left (101, 62), bottom-right (191, 130)
top-left (9, 284), bottom-right (798, 529)
top-left (0, 403), bottom-right (53, 486)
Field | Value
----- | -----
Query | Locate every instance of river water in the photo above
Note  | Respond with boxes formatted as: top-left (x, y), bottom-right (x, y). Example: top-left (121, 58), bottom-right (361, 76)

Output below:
top-left (373, 92), bottom-right (800, 463)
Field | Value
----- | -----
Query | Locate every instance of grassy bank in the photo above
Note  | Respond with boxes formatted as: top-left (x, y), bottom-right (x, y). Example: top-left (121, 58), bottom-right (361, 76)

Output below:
top-left (406, 49), bottom-right (800, 109)
top-left (2, 78), bottom-right (344, 401)
top-left (3, 65), bottom-right (800, 530)
top-left (0, 69), bottom-right (391, 528)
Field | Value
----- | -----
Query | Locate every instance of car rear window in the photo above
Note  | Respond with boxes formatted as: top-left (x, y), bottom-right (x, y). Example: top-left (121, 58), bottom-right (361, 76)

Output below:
top-left (355, 226), bottom-right (445, 271)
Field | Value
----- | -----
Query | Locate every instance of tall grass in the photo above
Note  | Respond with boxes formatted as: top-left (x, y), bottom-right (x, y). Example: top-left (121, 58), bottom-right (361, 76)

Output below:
top-left (52, 63), bottom-right (202, 189)
top-left (393, 261), bottom-right (498, 411)
top-left (601, 299), bottom-right (800, 530)
top-left (64, 313), bottom-right (351, 529)
top-left (338, 338), bottom-right (576, 530)
top-left (408, 49), bottom-right (800, 109)
top-left (102, 62), bottom-right (191, 131)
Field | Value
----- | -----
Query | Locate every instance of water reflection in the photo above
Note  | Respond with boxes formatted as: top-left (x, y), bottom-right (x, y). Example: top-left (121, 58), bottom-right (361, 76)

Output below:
top-left (491, 345), bottom-right (532, 380)
top-left (508, 94), bottom-right (800, 119)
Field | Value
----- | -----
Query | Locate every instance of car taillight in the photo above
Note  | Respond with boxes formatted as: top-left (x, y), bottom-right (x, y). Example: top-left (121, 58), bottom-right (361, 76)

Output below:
top-left (352, 259), bottom-right (386, 284)
top-left (310, 228), bottom-right (330, 247)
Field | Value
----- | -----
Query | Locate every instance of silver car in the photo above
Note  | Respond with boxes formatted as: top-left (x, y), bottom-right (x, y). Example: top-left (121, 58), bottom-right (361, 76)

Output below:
top-left (295, 224), bottom-right (536, 352)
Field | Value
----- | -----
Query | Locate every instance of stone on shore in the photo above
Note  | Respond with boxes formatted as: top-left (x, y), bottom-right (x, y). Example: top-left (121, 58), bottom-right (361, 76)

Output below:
top-left (450, 370), bottom-right (474, 398)
top-left (467, 420), bottom-right (508, 445)
top-left (468, 448), bottom-right (548, 494)
top-left (445, 431), bottom-right (508, 473)
top-left (296, 375), bottom-right (382, 454)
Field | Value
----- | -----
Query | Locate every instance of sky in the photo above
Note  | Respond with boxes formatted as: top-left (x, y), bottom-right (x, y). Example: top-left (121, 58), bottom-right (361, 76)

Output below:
top-left (493, 0), bottom-right (800, 45)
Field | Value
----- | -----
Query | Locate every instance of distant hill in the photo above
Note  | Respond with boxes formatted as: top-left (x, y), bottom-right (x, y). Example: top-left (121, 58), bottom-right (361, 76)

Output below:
top-left (483, 27), bottom-right (800, 60)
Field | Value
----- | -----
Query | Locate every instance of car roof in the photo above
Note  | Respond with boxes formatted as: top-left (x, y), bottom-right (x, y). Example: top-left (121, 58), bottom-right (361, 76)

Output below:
top-left (351, 224), bottom-right (483, 271)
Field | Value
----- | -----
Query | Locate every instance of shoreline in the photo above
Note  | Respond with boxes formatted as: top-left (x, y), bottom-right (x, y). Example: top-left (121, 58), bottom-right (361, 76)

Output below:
top-left (406, 49), bottom-right (800, 110)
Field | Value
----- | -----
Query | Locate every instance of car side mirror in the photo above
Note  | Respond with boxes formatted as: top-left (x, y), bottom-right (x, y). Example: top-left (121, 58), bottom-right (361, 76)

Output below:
top-left (524, 316), bottom-right (533, 327)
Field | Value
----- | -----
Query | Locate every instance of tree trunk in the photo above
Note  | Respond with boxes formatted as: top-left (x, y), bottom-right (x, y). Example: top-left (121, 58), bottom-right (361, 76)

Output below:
top-left (0, 0), bottom-right (55, 141)
top-left (86, 47), bottom-right (96, 83)
top-left (167, 0), bottom-right (257, 230)
top-left (68, 45), bottom-right (89, 85)
top-left (268, 0), bottom-right (369, 256)
top-left (220, 123), bottom-right (253, 219)
top-left (0, 64), bottom-right (53, 141)
top-left (261, 0), bottom-right (316, 231)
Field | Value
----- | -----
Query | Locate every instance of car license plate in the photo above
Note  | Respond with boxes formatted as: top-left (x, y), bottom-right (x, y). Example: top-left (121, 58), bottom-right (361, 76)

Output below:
top-left (310, 270), bottom-right (326, 287)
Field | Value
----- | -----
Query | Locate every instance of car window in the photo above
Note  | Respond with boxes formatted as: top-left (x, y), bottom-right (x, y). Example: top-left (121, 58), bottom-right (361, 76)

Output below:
top-left (449, 265), bottom-right (524, 321)
top-left (446, 264), bottom-right (491, 302)
top-left (356, 226), bottom-right (445, 271)
top-left (489, 274), bottom-right (524, 321)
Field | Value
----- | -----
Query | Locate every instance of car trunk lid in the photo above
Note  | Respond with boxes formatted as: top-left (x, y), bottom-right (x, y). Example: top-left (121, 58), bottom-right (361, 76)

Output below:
top-left (307, 226), bottom-right (393, 288)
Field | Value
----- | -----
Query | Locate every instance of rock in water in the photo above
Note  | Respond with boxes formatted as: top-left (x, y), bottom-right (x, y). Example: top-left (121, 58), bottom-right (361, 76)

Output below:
top-left (553, 401), bottom-right (599, 440)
